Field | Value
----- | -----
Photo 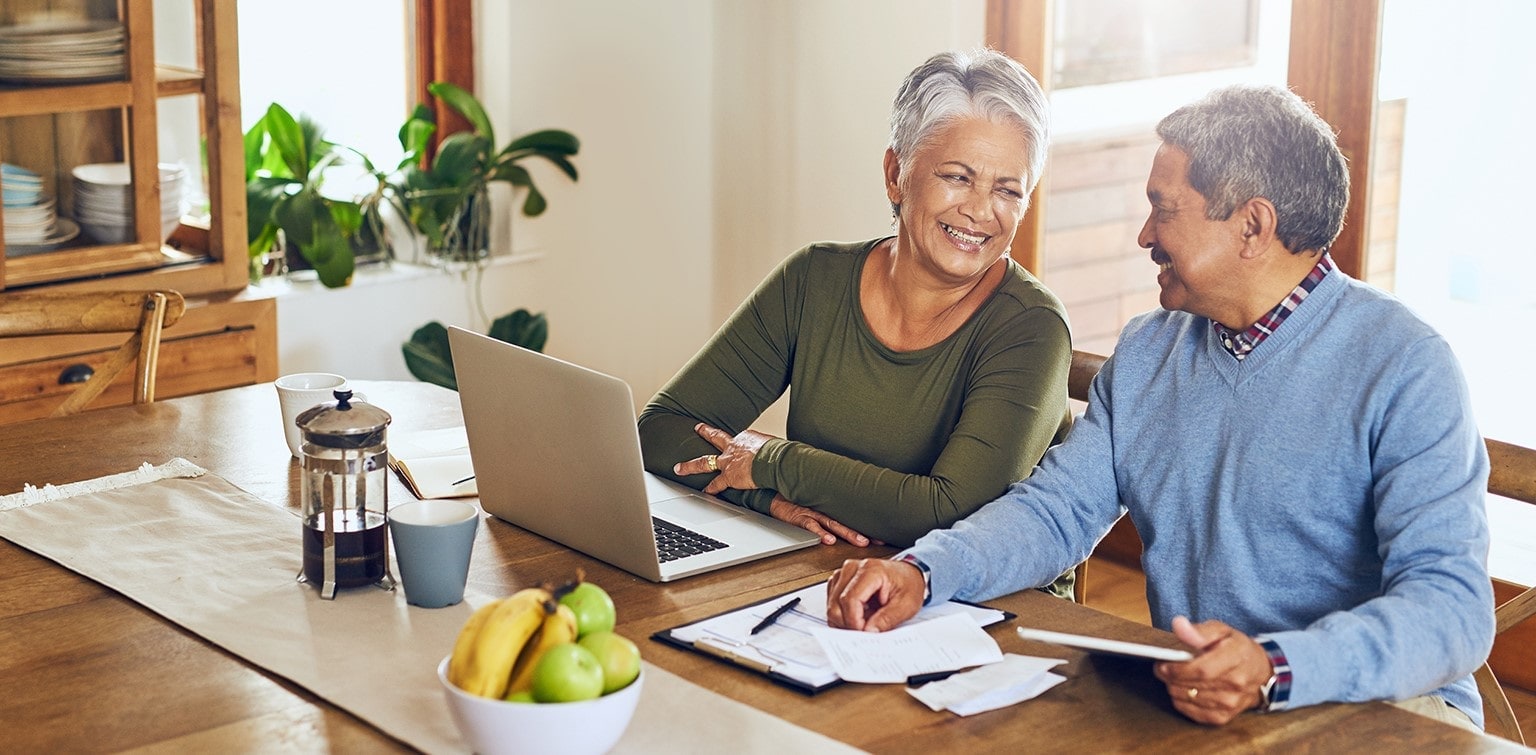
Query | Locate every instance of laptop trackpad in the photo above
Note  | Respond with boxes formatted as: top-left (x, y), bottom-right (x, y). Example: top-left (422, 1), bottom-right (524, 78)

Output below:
top-left (652, 495), bottom-right (741, 527)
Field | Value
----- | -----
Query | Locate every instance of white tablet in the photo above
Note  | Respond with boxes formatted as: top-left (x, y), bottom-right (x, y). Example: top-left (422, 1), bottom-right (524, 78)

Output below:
top-left (1016, 627), bottom-right (1194, 662)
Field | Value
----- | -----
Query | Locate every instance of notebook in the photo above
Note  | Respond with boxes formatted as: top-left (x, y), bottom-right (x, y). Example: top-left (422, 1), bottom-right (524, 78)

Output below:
top-left (448, 327), bottom-right (819, 582)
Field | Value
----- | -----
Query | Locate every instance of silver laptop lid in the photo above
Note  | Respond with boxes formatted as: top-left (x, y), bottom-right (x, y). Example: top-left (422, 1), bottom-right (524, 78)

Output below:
top-left (448, 327), bottom-right (664, 581)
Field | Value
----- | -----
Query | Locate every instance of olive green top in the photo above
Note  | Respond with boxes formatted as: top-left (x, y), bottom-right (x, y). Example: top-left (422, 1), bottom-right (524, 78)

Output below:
top-left (638, 238), bottom-right (1072, 548)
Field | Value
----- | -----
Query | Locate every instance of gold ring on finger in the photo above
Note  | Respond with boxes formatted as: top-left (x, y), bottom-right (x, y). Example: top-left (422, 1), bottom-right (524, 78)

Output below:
top-left (706, 455), bottom-right (719, 472)
top-left (1187, 687), bottom-right (1199, 701)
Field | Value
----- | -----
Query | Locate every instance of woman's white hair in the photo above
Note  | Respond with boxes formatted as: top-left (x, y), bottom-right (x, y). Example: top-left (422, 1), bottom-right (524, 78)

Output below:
top-left (888, 49), bottom-right (1049, 200)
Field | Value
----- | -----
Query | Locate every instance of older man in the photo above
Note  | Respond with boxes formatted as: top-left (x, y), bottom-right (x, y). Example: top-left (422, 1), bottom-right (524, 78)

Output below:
top-left (825, 85), bottom-right (1494, 729)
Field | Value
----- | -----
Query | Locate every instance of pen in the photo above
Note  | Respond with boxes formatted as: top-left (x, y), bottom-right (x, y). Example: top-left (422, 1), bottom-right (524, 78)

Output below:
top-left (452, 475), bottom-right (475, 486)
top-left (906, 669), bottom-right (962, 687)
top-left (749, 596), bottom-right (801, 635)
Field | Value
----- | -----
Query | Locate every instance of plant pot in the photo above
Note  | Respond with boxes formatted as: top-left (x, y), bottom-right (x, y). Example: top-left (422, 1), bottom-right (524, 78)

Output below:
top-left (278, 209), bottom-right (393, 282)
top-left (426, 188), bottom-right (490, 265)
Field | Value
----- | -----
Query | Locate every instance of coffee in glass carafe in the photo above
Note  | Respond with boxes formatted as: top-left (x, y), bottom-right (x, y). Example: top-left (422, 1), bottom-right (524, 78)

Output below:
top-left (295, 390), bottom-right (395, 599)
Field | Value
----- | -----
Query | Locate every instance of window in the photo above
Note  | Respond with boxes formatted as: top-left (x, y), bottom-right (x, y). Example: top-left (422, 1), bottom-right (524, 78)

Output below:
top-left (237, 1), bottom-right (412, 188)
top-left (1372, 0), bottom-right (1536, 448)
top-left (1054, 0), bottom-right (1258, 89)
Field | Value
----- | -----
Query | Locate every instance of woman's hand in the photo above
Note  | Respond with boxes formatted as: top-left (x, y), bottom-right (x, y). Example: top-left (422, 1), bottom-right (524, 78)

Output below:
top-left (672, 422), bottom-right (774, 494)
top-left (770, 494), bottom-right (881, 547)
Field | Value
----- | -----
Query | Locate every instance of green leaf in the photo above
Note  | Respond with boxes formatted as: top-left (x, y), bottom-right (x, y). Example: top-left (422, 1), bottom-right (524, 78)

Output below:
top-left (308, 237), bottom-right (355, 287)
top-left (489, 153), bottom-right (578, 184)
top-left (328, 199), bottom-right (364, 236)
top-left (488, 309), bottom-right (548, 352)
top-left (402, 321), bottom-right (458, 390)
top-left (271, 188), bottom-right (320, 247)
top-left (503, 129), bottom-right (580, 155)
top-left (520, 183), bottom-right (548, 217)
top-left (297, 114), bottom-right (331, 180)
top-left (399, 104), bottom-right (436, 153)
top-left (243, 113), bottom-right (269, 182)
top-left (498, 163), bottom-right (531, 187)
top-left (246, 175), bottom-right (294, 243)
top-left (263, 104), bottom-right (309, 180)
top-left (537, 153), bottom-right (579, 182)
top-left (248, 223), bottom-right (279, 260)
top-left (427, 81), bottom-right (495, 146)
top-left (431, 132), bottom-right (489, 184)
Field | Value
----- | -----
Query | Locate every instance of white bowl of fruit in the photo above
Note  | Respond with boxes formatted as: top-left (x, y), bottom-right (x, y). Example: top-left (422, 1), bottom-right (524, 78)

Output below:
top-left (439, 579), bottom-right (644, 755)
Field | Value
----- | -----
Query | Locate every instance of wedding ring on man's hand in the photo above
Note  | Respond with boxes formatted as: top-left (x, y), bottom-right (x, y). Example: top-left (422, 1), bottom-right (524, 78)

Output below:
top-left (705, 455), bottom-right (719, 472)
top-left (1187, 687), bottom-right (1199, 701)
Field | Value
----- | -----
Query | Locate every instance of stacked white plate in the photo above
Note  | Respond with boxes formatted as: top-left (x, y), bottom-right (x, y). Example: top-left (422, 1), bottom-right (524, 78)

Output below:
top-left (72, 162), bottom-right (186, 245)
top-left (0, 19), bottom-right (126, 84)
top-left (3, 162), bottom-right (78, 257)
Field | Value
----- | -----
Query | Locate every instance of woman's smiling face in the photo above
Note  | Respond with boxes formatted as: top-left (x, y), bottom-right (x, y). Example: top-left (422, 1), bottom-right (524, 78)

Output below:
top-left (886, 116), bottom-right (1033, 286)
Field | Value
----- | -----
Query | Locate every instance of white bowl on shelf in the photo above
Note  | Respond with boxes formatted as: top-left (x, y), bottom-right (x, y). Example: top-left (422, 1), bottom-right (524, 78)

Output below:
top-left (76, 218), bottom-right (131, 245)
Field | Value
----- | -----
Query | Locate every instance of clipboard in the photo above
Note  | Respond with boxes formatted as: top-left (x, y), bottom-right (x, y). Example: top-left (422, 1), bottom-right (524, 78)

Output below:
top-left (651, 581), bottom-right (1015, 695)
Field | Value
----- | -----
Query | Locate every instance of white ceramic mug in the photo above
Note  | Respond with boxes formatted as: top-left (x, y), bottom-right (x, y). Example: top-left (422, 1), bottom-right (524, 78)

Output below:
top-left (275, 372), bottom-right (351, 457)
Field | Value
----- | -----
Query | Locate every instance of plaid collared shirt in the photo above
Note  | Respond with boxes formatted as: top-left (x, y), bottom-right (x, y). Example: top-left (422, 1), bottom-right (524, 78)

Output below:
top-left (1214, 254), bottom-right (1335, 360)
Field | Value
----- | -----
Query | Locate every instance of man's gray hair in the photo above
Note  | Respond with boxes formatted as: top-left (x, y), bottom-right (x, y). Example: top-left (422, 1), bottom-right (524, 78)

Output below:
top-left (1156, 85), bottom-right (1349, 254)
top-left (889, 49), bottom-right (1049, 196)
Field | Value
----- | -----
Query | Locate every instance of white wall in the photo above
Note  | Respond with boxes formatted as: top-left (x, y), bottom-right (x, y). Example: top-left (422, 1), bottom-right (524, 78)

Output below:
top-left (278, 1), bottom-right (988, 411)
top-left (470, 0), bottom-right (720, 400)
top-left (711, 1), bottom-right (986, 320)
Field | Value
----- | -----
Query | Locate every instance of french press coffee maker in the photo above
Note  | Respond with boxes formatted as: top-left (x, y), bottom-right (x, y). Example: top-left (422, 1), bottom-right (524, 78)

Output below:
top-left (294, 390), bottom-right (396, 599)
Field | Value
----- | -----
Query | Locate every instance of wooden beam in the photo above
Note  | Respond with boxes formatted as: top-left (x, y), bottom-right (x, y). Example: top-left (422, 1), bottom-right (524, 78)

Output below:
top-left (1287, 0), bottom-right (1382, 278)
top-left (414, 0), bottom-right (476, 147)
top-left (985, 0), bottom-right (1051, 276)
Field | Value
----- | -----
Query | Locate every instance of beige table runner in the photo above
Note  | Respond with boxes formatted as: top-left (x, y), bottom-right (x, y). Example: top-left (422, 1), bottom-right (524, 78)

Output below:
top-left (0, 461), bottom-right (859, 754)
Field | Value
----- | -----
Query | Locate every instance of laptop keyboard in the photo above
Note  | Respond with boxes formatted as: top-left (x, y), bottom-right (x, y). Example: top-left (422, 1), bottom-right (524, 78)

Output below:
top-left (652, 517), bottom-right (728, 563)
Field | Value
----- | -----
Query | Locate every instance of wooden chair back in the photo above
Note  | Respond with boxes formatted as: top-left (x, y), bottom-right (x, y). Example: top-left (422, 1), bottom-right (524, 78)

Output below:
top-left (1476, 438), bottom-right (1536, 744)
top-left (1065, 350), bottom-right (1106, 604)
top-left (0, 290), bottom-right (186, 417)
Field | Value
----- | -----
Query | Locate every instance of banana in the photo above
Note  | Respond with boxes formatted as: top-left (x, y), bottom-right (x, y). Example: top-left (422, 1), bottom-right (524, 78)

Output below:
top-left (452, 587), bottom-right (553, 698)
top-left (447, 598), bottom-right (504, 689)
top-left (504, 603), bottom-right (578, 698)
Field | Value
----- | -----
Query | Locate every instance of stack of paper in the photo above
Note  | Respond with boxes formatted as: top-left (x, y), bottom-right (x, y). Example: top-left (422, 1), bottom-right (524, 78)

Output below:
top-left (906, 654), bottom-right (1068, 716)
top-left (663, 582), bottom-right (1009, 690)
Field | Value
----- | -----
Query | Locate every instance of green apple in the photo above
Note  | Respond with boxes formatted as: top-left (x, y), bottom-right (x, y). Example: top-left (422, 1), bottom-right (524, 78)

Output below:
top-left (558, 582), bottom-right (616, 638)
top-left (578, 630), bottom-right (641, 694)
top-left (530, 643), bottom-right (604, 703)
top-left (502, 690), bottom-right (535, 703)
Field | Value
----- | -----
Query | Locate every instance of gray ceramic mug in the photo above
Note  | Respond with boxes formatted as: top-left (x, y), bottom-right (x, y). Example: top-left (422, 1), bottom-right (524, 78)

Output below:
top-left (388, 500), bottom-right (479, 608)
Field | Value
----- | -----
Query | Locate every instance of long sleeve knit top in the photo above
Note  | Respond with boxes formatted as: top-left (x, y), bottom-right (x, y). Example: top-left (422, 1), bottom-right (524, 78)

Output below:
top-left (906, 269), bottom-right (1495, 724)
top-left (638, 238), bottom-right (1072, 548)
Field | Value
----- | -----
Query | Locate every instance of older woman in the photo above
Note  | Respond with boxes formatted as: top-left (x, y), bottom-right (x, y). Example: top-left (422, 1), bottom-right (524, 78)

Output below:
top-left (638, 50), bottom-right (1072, 585)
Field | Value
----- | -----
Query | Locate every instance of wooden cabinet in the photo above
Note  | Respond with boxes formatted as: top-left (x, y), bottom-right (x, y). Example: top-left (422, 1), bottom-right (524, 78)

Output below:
top-left (0, 0), bottom-right (274, 424)
top-left (0, 288), bottom-right (277, 424)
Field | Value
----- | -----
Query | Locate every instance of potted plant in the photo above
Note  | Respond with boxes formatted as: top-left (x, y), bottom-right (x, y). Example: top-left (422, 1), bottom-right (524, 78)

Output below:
top-left (403, 309), bottom-right (548, 390)
top-left (391, 81), bottom-right (580, 263)
top-left (244, 103), bottom-right (391, 287)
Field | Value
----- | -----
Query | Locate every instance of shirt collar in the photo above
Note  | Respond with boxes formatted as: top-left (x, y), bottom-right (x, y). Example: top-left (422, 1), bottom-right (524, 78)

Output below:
top-left (1214, 253), bottom-right (1335, 360)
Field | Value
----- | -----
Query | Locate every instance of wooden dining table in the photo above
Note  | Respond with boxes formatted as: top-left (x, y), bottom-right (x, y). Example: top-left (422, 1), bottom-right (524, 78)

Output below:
top-left (0, 380), bottom-right (1521, 753)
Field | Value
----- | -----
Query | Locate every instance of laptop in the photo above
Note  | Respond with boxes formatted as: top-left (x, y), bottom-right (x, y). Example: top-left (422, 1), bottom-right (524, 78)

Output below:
top-left (448, 327), bottom-right (819, 581)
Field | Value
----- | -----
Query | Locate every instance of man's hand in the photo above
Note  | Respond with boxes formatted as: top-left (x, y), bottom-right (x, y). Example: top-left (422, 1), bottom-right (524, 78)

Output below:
top-left (769, 495), bottom-right (880, 546)
top-left (672, 422), bottom-right (774, 494)
top-left (825, 558), bottom-right (924, 632)
top-left (1153, 616), bottom-right (1275, 725)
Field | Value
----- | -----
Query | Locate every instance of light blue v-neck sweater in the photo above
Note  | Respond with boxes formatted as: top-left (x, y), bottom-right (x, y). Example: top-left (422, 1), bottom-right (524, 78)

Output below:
top-left (907, 270), bottom-right (1494, 724)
